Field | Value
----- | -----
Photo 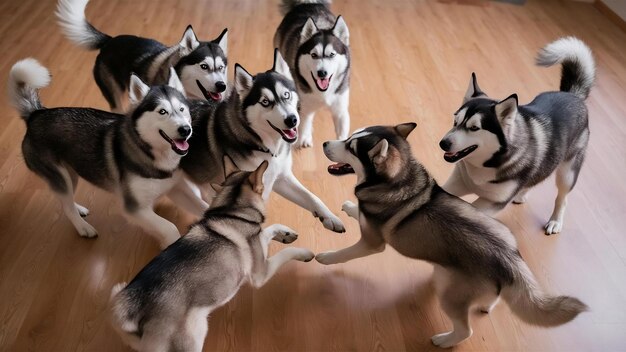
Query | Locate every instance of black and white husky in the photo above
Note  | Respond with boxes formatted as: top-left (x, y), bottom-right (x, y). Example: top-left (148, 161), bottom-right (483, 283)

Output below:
top-left (274, 0), bottom-right (350, 148)
top-left (110, 158), bottom-right (314, 351)
top-left (439, 37), bottom-right (595, 235)
top-left (321, 124), bottom-right (587, 347)
top-left (8, 59), bottom-right (206, 248)
top-left (179, 49), bottom-right (345, 233)
top-left (56, 0), bottom-right (228, 112)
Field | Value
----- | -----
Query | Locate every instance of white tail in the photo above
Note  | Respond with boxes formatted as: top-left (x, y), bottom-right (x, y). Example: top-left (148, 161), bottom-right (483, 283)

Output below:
top-left (56, 0), bottom-right (110, 50)
top-left (8, 58), bottom-right (51, 119)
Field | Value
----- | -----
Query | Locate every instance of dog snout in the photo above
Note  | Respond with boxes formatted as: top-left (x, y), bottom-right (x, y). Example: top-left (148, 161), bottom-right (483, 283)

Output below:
top-left (178, 125), bottom-right (192, 138)
top-left (284, 114), bottom-right (298, 128)
top-left (215, 81), bottom-right (226, 93)
top-left (323, 141), bottom-right (329, 148)
top-left (439, 138), bottom-right (452, 151)
top-left (317, 69), bottom-right (327, 78)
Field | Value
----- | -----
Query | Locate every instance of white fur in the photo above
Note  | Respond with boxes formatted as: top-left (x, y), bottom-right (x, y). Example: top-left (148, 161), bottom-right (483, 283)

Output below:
top-left (179, 55), bottom-right (228, 100)
top-left (536, 36), bottom-right (595, 96)
top-left (8, 58), bottom-right (51, 115)
top-left (55, 0), bottom-right (97, 49)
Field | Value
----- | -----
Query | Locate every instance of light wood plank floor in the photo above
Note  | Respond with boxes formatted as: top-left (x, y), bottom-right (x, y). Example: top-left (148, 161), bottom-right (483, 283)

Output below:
top-left (1, 0), bottom-right (626, 350)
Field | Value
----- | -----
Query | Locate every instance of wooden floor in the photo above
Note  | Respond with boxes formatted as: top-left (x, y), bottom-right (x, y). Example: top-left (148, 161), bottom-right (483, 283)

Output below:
top-left (1, 0), bottom-right (626, 350)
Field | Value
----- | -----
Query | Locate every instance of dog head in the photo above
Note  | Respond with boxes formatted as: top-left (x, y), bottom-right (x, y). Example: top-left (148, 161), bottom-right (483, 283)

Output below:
top-left (439, 73), bottom-right (519, 167)
top-left (129, 68), bottom-right (192, 157)
top-left (323, 123), bottom-right (416, 183)
top-left (176, 26), bottom-right (228, 102)
top-left (297, 16), bottom-right (349, 92)
top-left (235, 49), bottom-right (300, 144)
top-left (210, 156), bottom-right (268, 215)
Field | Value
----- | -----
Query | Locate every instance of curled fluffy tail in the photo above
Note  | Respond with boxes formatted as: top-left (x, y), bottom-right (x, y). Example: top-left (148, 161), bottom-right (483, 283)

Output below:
top-left (8, 58), bottom-right (51, 120)
top-left (280, 0), bottom-right (331, 15)
top-left (56, 0), bottom-right (111, 50)
top-left (536, 36), bottom-right (595, 99)
top-left (501, 259), bottom-right (588, 327)
top-left (109, 282), bottom-right (142, 349)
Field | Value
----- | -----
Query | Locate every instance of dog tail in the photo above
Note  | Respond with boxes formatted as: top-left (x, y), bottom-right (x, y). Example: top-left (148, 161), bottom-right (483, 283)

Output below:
top-left (109, 282), bottom-right (142, 349)
top-left (280, 0), bottom-right (331, 15)
top-left (501, 258), bottom-right (588, 327)
top-left (8, 58), bottom-right (51, 120)
top-left (56, 0), bottom-right (111, 50)
top-left (536, 37), bottom-right (595, 99)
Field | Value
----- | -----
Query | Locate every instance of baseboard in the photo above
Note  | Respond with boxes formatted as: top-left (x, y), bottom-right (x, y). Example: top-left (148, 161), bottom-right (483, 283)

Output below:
top-left (595, 0), bottom-right (626, 32)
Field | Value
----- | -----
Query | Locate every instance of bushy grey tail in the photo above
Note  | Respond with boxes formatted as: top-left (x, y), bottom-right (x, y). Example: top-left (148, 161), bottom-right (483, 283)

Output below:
top-left (536, 36), bottom-right (595, 99)
top-left (280, 0), bottom-right (331, 15)
top-left (109, 282), bottom-right (142, 350)
top-left (501, 259), bottom-right (588, 327)
top-left (8, 58), bottom-right (51, 120)
top-left (56, 0), bottom-right (111, 50)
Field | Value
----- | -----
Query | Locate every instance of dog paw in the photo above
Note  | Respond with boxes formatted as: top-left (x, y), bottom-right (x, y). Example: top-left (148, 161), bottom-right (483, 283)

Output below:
top-left (431, 330), bottom-right (471, 348)
top-left (76, 221), bottom-right (98, 238)
top-left (315, 212), bottom-right (345, 233)
top-left (341, 201), bottom-right (358, 219)
top-left (544, 219), bottom-right (563, 235)
top-left (315, 251), bottom-right (339, 265)
top-left (271, 224), bottom-right (299, 244)
top-left (512, 194), bottom-right (527, 204)
top-left (293, 248), bottom-right (315, 262)
top-left (296, 134), bottom-right (313, 149)
top-left (75, 203), bottom-right (90, 217)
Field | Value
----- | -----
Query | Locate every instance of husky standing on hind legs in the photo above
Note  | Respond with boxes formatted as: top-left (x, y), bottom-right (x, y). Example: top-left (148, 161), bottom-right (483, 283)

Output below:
top-left (439, 37), bottom-right (595, 235)
top-left (56, 0), bottom-right (229, 112)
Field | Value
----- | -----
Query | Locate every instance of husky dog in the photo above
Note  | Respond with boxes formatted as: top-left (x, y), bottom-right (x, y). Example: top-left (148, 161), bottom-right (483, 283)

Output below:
top-left (439, 37), bottom-right (594, 235)
top-left (56, 0), bottom-right (228, 112)
top-left (319, 123), bottom-right (587, 347)
top-left (8, 58), bottom-right (207, 248)
top-left (274, 0), bottom-right (350, 148)
top-left (180, 49), bottom-right (345, 233)
top-left (110, 158), bottom-right (315, 351)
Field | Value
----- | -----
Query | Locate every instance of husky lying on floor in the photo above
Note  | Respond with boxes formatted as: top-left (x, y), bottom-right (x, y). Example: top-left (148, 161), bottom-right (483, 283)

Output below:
top-left (8, 58), bottom-right (205, 248)
top-left (110, 158), bottom-right (314, 352)
top-left (319, 123), bottom-right (587, 347)
top-left (56, 0), bottom-right (228, 112)
top-left (439, 37), bottom-right (595, 235)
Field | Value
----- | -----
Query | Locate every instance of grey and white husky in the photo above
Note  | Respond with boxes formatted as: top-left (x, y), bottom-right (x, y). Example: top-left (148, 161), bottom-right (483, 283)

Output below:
top-left (110, 158), bottom-right (314, 351)
top-left (56, 0), bottom-right (228, 112)
top-left (439, 37), bottom-right (595, 235)
top-left (274, 0), bottom-right (351, 148)
top-left (8, 58), bottom-right (205, 248)
top-left (320, 124), bottom-right (587, 348)
top-left (179, 49), bottom-right (345, 233)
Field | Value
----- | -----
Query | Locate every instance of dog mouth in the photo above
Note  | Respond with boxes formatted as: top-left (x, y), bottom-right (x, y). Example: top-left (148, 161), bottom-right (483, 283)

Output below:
top-left (267, 121), bottom-right (298, 143)
top-left (327, 162), bottom-right (354, 175)
top-left (159, 130), bottom-right (189, 156)
top-left (311, 72), bottom-right (332, 91)
top-left (444, 145), bottom-right (478, 162)
top-left (196, 80), bottom-right (222, 101)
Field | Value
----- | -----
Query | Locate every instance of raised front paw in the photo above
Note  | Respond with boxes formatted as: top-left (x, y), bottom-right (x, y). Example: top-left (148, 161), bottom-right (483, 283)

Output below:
top-left (314, 211), bottom-right (345, 233)
top-left (270, 224), bottom-right (299, 244)
top-left (341, 200), bottom-right (358, 219)
top-left (292, 247), bottom-right (315, 262)
top-left (315, 251), bottom-right (339, 265)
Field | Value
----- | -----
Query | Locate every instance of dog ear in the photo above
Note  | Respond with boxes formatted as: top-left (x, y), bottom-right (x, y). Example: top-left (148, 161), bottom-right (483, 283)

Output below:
top-left (332, 16), bottom-right (349, 45)
top-left (234, 64), bottom-right (253, 97)
top-left (249, 160), bottom-right (269, 194)
top-left (167, 67), bottom-right (186, 96)
top-left (129, 74), bottom-right (150, 104)
top-left (272, 49), bottom-right (293, 81)
top-left (368, 138), bottom-right (389, 165)
top-left (495, 94), bottom-right (518, 136)
top-left (223, 155), bottom-right (239, 178)
top-left (394, 122), bottom-right (417, 139)
top-left (210, 183), bottom-right (223, 193)
top-left (180, 25), bottom-right (200, 50)
top-left (214, 28), bottom-right (228, 56)
top-left (463, 72), bottom-right (486, 103)
top-left (300, 17), bottom-right (319, 44)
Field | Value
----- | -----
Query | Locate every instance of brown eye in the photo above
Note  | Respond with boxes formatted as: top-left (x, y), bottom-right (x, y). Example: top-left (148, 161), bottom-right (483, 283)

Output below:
top-left (311, 52), bottom-right (319, 59)
top-left (200, 64), bottom-right (208, 70)
top-left (469, 126), bottom-right (479, 131)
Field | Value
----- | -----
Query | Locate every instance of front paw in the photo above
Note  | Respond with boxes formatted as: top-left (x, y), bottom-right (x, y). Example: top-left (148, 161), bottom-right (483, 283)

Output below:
top-left (341, 200), bottom-right (358, 219)
top-left (292, 248), bottom-right (315, 262)
top-left (544, 219), bottom-right (563, 235)
top-left (271, 224), bottom-right (299, 244)
top-left (296, 134), bottom-right (313, 149)
top-left (315, 251), bottom-right (339, 265)
top-left (314, 211), bottom-right (345, 233)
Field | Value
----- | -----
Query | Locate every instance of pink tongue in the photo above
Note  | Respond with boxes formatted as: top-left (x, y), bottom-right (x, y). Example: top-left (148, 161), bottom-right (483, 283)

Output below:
top-left (317, 78), bottom-right (330, 90)
top-left (209, 92), bottom-right (222, 101)
top-left (174, 139), bottom-right (189, 151)
top-left (282, 129), bottom-right (297, 139)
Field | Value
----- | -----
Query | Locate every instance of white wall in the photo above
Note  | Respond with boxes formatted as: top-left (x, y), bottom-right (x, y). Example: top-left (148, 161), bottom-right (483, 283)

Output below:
top-left (601, 0), bottom-right (626, 21)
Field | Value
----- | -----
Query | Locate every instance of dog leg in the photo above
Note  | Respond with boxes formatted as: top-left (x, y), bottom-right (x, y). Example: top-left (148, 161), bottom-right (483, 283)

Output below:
top-left (56, 167), bottom-right (98, 238)
top-left (273, 172), bottom-right (345, 233)
top-left (431, 272), bottom-right (473, 348)
top-left (126, 208), bottom-right (180, 249)
top-left (67, 169), bottom-right (90, 217)
top-left (477, 295), bottom-right (500, 314)
top-left (330, 90), bottom-right (350, 140)
top-left (341, 200), bottom-right (359, 220)
top-left (512, 188), bottom-right (529, 204)
top-left (167, 178), bottom-right (209, 217)
top-left (263, 223), bottom-right (299, 244)
top-left (545, 158), bottom-right (579, 235)
top-left (171, 308), bottom-right (209, 352)
top-left (296, 105), bottom-right (316, 149)
top-left (316, 237), bottom-right (385, 265)
top-left (442, 167), bottom-right (472, 197)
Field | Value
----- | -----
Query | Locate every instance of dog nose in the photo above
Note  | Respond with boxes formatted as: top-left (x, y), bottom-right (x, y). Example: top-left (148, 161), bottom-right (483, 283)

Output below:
top-left (215, 81), bottom-right (226, 92)
top-left (439, 139), bottom-right (452, 151)
top-left (284, 114), bottom-right (298, 128)
top-left (323, 141), bottom-right (329, 148)
top-left (178, 125), bottom-right (192, 138)
top-left (317, 70), bottom-right (327, 78)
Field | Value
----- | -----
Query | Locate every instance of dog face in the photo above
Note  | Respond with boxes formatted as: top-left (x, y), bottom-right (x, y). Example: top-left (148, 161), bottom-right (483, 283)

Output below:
top-left (235, 50), bottom-right (300, 144)
top-left (176, 27), bottom-right (228, 102)
top-left (439, 73), bottom-right (519, 167)
top-left (130, 69), bottom-right (192, 156)
top-left (297, 16), bottom-right (349, 92)
top-left (210, 156), bottom-right (268, 214)
top-left (323, 123), bottom-right (416, 183)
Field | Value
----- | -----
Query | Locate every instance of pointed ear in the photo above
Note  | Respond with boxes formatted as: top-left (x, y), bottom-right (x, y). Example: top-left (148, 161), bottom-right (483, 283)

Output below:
top-left (248, 160), bottom-right (268, 194)
top-left (223, 155), bottom-right (239, 179)
top-left (167, 67), bottom-right (185, 96)
top-left (215, 28), bottom-right (228, 55)
top-left (180, 25), bottom-right (200, 50)
top-left (368, 139), bottom-right (389, 165)
top-left (300, 17), bottom-right (319, 44)
top-left (394, 122), bottom-right (417, 139)
top-left (332, 16), bottom-right (349, 45)
top-left (129, 74), bottom-right (150, 104)
top-left (272, 49), bottom-right (293, 81)
top-left (234, 64), bottom-right (253, 97)
top-left (463, 72), bottom-right (486, 103)
top-left (495, 94), bottom-right (518, 125)
top-left (210, 183), bottom-right (223, 193)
